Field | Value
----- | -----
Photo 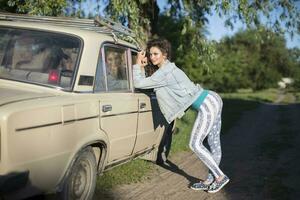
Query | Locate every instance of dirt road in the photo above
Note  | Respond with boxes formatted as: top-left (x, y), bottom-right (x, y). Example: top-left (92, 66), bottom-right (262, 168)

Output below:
top-left (96, 101), bottom-right (300, 200)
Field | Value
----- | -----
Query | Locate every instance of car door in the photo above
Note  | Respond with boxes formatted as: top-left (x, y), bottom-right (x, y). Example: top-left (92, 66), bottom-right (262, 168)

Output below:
top-left (130, 51), bottom-right (163, 153)
top-left (94, 44), bottom-right (138, 163)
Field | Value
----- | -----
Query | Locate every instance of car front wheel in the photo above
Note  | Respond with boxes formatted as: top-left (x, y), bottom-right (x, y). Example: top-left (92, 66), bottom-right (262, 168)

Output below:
top-left (60, 147), bottom-right (97, 200)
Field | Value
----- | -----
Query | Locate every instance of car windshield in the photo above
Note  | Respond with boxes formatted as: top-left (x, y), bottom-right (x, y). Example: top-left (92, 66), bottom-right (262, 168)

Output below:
top-left (0, 27), bottom-right (81, 90)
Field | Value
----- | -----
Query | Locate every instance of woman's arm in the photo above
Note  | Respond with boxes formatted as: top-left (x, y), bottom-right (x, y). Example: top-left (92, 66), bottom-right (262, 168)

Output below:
top-left (133, 64), bottom-right (167, 89)
top-left (132, 51), bottom-right (167, 89)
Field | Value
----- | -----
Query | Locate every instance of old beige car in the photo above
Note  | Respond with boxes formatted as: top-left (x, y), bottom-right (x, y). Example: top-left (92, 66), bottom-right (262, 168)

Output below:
top-left (0, 13), bottom-right (171, 199)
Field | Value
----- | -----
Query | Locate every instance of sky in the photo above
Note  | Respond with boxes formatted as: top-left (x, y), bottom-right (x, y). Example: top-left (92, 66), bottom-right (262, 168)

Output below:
top-left (156, 0), bottom-right (300, 49)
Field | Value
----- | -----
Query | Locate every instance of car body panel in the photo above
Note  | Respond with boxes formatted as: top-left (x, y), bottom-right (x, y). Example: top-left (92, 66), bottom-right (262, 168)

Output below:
top-left (0, 14), bottom-right (167, 197)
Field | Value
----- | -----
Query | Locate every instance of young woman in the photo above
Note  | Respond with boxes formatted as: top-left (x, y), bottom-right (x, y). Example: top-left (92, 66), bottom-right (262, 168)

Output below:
top-left (133, 38), bottom-right (229, 193)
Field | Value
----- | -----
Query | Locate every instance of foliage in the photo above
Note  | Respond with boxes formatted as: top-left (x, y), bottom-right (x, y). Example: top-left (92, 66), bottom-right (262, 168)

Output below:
top-left (205, 27), bottom-right (299, 92)
top-left (1, 0), bottom-right (299, 92)
top-left (103, 0), bottom-right (153, 46)
top-left (213, 0), bottom-right (299, 37)
top-left (155, 15), bottom-right (217, 82)
top-left (2, 0), bottom-right (299, 43)
top-left (6, 0), bottom-right (67, 16)
top-left (288, 48), bottom-right (300, 89)
top-left (0, 0), bottom-right (17, 12)
top-left (100, 0), bottom-right (299, 83)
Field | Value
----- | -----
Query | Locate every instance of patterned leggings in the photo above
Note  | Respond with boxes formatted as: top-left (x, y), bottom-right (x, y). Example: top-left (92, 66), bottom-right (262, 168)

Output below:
top-left (189, 91), bottom-right (224, 182)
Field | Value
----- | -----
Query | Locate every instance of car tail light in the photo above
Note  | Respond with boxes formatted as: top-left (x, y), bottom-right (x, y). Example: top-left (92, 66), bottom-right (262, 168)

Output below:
top-left (48, 70), bottom-right (60, 84)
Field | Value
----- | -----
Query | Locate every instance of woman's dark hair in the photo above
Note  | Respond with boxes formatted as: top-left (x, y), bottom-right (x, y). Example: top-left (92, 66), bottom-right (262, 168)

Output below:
top-left (146, 38), bottom-right (171, 60)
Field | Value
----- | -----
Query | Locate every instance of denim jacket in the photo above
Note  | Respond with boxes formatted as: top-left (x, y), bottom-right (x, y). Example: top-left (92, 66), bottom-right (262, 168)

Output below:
top-left (133, 60), bottom-right (203, 123)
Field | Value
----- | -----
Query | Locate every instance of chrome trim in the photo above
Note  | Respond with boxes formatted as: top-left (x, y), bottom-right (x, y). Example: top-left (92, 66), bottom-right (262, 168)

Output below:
top-left (101, 111), bottom-right (137, 118)
top-left (139, 110), bottom-right (152, 113)
top-left (15, 115), bottom-right (99, 132)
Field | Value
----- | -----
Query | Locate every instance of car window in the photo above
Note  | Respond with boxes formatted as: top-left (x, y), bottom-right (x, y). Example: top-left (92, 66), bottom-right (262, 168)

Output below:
top-left (104, 46), bottom-right (129, 91)
top-left (94, 45), bottom-right (131, 92)
top-left (131, 51), bottom-right (137, 67)
top-left (94, 48), bottom-right (106, 92)
top-left (0, 27), bottom-right (80, 90)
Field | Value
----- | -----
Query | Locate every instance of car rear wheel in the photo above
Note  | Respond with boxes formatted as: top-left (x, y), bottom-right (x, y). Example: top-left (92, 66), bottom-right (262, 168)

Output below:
top-left (60, 147), bottom-right (97, 200)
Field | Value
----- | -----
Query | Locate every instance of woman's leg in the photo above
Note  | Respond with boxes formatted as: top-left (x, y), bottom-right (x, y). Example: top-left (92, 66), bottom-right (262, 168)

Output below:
top-left (189, 91), bottom-right (224, 180)
top-left (205, 92), bottom-right (223, 183)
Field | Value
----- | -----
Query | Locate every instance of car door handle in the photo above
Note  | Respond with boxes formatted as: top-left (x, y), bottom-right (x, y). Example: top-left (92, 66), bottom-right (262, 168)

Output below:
top-left (140, 103), bottom-right (146, 109)
top-left (102, 105), bottom-right (112, 112)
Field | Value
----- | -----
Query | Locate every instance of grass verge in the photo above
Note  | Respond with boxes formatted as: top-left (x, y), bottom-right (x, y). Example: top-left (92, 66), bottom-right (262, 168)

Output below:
top-left (96, 159), bottom-right (154, 190)
top-left (221, 88), bottom-right (279, 103)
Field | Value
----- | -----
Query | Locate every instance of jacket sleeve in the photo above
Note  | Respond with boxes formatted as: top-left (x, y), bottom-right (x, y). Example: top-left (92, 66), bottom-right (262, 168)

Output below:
top-left (133, 64), bottom-right (167, 89)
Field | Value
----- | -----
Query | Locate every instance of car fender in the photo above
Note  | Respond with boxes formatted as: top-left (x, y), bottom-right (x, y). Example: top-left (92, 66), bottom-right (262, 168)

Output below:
top-left (55, 130), bottom-right (109, 193)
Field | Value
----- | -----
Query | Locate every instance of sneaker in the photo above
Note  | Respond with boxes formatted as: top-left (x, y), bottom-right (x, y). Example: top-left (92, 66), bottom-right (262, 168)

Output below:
top-left (207, 175), bottom-right (229, 193)
top-left (190, 181), bottom-right (210, 191)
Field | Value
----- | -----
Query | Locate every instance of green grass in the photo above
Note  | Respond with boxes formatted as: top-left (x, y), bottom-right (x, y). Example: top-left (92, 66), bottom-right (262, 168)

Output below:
top-left (224, 88), bottom-right (300, 104)
top-left (95, 88), bottom-right (289, 191)
top-left (96, 159), bottom-right (154, 190)
top-left (221, 88), bottom-right (279, 103)
top-left (169, 109), bottom-right (197, 155)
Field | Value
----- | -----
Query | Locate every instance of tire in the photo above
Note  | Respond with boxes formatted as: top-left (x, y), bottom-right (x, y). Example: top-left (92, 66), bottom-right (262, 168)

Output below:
top-left (60, 147), bottom-right (97, 200)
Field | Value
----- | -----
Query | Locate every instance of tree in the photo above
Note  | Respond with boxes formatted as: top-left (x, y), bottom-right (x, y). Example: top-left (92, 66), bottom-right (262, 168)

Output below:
top-left (0, 0), bottom-right (17, 13)
top-left (206, 27), bottom-right (299, 91)
top-left (288, 48), bottom-right (300, 89)
top-left (5, 0), bottom-right (67, 16)
top-left (102, 0), bottom-right (299, 76)
top-left (3, 0), bottom-right (298, 53)
top-left (155, 14), bottom-right (216, 83)
top-left (2, 0), bottom-right (299, 91)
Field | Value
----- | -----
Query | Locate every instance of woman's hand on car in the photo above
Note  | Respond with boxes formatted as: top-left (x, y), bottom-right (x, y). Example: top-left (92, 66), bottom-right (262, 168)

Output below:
top-left (136, 51), bottom-right (148, 69)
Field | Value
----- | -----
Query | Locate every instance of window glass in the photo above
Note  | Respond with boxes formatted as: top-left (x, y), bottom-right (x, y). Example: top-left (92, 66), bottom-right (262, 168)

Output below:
top-left (131, 51), bottom-right (137, 67)
top-left (94, 50), bottom-right (106, 92)
top-left (104, 46), bottom-right (129, 91)
top-left (0, 27), bottom-right (80, 90)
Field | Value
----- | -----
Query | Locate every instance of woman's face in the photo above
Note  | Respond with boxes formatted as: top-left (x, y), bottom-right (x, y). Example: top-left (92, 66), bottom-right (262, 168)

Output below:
top-left (106, 53), bottom-right (118, 76)
top-left (149, 46), bottom-right (166, 67)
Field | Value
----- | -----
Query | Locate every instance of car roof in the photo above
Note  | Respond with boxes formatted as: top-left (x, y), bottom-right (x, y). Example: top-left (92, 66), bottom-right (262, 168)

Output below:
top-left (0, 13), bottom-right (139, 49)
